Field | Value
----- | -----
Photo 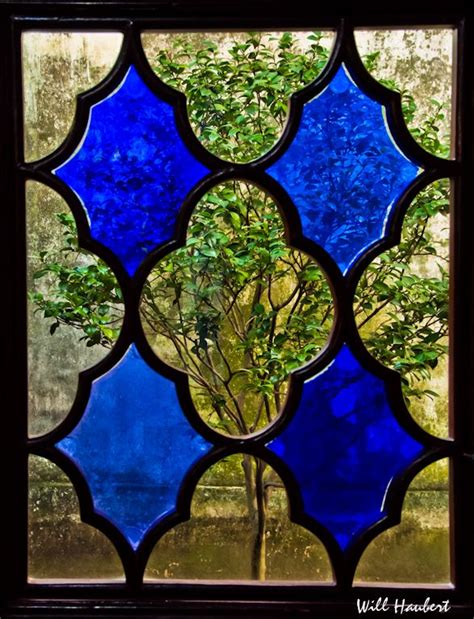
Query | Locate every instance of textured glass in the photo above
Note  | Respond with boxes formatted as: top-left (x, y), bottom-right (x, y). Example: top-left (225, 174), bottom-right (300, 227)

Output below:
top-left (267, 345), bottom-right (423, 550)
top-left (57, 344), bottom-right (213, 550)
top-left (25, 30), bottom-right (452, 582)
top-left (267, 65), bottom-right (419, 273)
top-left (55, 65), bottom-right (209, 275)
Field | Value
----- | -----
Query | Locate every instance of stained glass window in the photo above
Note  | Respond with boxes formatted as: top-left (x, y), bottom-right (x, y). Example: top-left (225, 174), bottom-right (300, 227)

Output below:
top-left (14, 12), bottom-right (466, 610)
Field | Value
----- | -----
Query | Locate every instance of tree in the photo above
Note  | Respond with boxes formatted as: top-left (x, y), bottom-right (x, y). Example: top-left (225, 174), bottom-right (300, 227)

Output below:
top-left (31, 31), bottom-right (449, 579)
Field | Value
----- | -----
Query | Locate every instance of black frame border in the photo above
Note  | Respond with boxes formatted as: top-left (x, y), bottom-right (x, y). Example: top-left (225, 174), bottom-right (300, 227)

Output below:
top-left (2, 2), bottom-right (473, 618)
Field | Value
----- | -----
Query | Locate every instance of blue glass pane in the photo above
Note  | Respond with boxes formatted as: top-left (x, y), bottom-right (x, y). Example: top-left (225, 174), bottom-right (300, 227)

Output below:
top-left (267, 66), bottom-right (419, 273)
top-left (57, 345), bottom-right (213, 550)
top-left (267, 345), bottom-right (423, 550)
top-left (55, 66), bottom-right (209, 275)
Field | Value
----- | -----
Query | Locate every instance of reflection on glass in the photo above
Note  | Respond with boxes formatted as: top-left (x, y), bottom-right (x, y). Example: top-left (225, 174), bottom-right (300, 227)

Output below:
top-left (29, 455), bottom-right (124, 581)
top-left (22, 32), bottom-right (123, 162)
top-left (55, 65), bottom-right (209, 275)
top-left (56, 344), bottom-right (212, 550)
top-left (268, 65), bottom-right (419, 274)
top-left (355, 459), bottom-right (450, 583)
top-left (355, 180), bottom-right (450, 438)
top-left (267, 345), bottom-right (424, 550)
top-left (27, 181), bottom-right (122, 437)
top-left (140, 180), bottom-right (334, 437)
top-left (145, 455), bottom-right (333, 581)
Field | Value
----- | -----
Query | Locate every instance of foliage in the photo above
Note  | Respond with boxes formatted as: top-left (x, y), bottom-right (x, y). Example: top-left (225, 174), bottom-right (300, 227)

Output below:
top-left (30, 212), bottom-right (123, 347)
top-left (141, 181), bottom-right (332, 435)
top-left (30, 30), bottom-right (450, 580)
top-left (31, 32), bottom-right (449, 409)
top-left (354, 58), bottom-right (449, 398)
top-left (355, 180), bottom-right (449, 399)
top-left (154, 31), bottom-right (331, 162)
top-left (354, 62), bottom-right (449, 397)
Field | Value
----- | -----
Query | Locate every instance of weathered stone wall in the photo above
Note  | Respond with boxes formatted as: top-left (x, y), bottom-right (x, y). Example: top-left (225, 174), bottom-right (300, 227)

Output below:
top-left (25, 29), bottom-right (453, 439)
top-left (24, 34), bottom-right (123, 436)
top-left (24, 29), bottom-right (453, 583)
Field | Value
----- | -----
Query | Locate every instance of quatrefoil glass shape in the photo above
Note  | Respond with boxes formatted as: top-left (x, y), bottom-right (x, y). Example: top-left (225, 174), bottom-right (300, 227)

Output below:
top-left (266, 345), bottom-right (424, 550)
top-left (139, 180), bottom-right (334, 436)
top-left (267, 65), bottom-right (420, 274)
top-left (56, 344), bottom-right (213, 550)
top-left (54, 65), bottom-right (209, 276)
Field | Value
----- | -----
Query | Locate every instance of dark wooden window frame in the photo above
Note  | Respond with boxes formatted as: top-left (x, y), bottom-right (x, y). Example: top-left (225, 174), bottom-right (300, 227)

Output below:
top-left (1, 2), bottom-right (473, 618)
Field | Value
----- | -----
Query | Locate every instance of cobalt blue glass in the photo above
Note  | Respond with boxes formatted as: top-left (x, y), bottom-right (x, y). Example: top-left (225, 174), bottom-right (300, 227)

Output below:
top-left (51, 54), bottom-right (426, 559)
top-left (267, 345), bottom-right (424, 550)
top-left (56, 345), bottom-right (213, 550)
top-left (267, 65), bottom-right (419, 274)
top-left (54, 65), bottom-right (209, 276)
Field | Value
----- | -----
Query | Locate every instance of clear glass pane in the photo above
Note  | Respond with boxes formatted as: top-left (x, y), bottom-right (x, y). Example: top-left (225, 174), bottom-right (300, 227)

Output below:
top-left (140, 180), bottom-right (334, 437)
top-left (27, 180), bottom-right (123, 437)
top-left (355, 180), bottom-right (450, 438)
top-left (22, 32), bottom-right (123, 161)
top-left (145, 454), bottom-right (333, 581)
top-left (29, 455), bottom-right (124, 581)
top-left (355, 28), bottom-right (454, 158)
top-left (141, 30), bottom-right (336, 163)
top-left (354, 459), bottom-right (450, 584)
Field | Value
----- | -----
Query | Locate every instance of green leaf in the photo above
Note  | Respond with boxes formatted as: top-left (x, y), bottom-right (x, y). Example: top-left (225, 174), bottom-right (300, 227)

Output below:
top-left (199, 247), bottom-right (218, 258)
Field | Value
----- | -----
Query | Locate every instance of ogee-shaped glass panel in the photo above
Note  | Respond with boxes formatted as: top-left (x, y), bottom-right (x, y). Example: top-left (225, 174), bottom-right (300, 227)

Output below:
top-left (22, 32), bottom-right (124, 162)
top-left (29, 456), bottom-right (124, 581)
top-left (267, 65), bottom-right (419, 273)
top-left (141, 30), bottom-right (335, 163)
top-left (27, 181), bottom-right (124, 437)
top-left (267, 345), bottom-right (424, 550)
top-left (355, 459), bottom-right (450, 583)
top-left (54, 65), bottom-right (209, 275)
top-left (56, 344), bottom-right (213, 550)
top-left (355, 28), bottom-right (453, 157)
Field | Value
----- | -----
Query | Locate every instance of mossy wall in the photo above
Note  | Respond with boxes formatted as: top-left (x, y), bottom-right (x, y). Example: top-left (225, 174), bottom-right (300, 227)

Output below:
top-left (24, 29), bottom-right (453, 583)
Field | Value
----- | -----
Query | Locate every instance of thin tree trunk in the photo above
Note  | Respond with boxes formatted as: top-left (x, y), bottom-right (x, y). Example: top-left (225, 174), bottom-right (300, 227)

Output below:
top-left (241, 455), bottom-right (268, 580)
